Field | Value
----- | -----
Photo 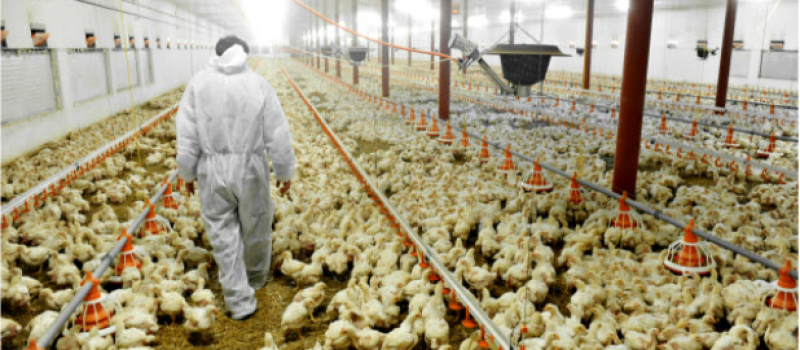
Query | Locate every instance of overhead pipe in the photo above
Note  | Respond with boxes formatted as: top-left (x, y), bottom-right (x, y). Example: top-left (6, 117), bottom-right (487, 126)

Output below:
top-left (509, 0), bottom-right (516, 44)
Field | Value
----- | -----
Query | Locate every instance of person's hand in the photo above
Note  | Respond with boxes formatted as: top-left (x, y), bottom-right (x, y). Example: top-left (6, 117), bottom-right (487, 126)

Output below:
top-left (276, 180), bottom-right (291, 196)
top-left (186, 182), bottom-right (196, 196)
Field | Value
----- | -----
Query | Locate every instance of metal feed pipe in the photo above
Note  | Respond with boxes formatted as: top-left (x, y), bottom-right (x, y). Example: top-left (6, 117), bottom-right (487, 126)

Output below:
top-left (1, 104), bottom-right (178, 218)
top-left (32, 170), bottom-right (179, 349)
top-left (290, 58), bottom-right (798, 281)
top-left (279, 63), bottom-right (513, 350)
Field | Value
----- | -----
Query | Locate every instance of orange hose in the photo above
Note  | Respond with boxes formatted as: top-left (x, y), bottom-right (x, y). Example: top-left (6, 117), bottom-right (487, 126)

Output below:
top-left (291, 0), bottom-right (458, 63)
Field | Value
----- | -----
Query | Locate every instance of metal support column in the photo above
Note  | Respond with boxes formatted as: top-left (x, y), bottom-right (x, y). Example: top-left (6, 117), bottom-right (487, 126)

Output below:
top-left (611, 0), bottom-right (654, 197)
top-left (583, 0), bottom-right (594, 90)
top-left (408, 17), bottom-right (412, 66)
top-left (715, 0), bottom-right (737, 110)
top-left (352, 0), bottom-right (359, 85)
top-left (391, 27), bottom-right (395, 65)
top-left (439, 0), bottom-right (452, 120)
top-left (462, 0), bottom-right (468, 74)
top-left (315, 0), bottom-right (320, 69)
top-left (430, 20), bottom-right (435, 71)
top-left (509, 0), bottom-right (516, 45)
top-left (381, 0), bottom-right (390, 97)
top-left (335, 0), bottom-right (341, 78)
top-left (324, 0), bottom-right (329, 73)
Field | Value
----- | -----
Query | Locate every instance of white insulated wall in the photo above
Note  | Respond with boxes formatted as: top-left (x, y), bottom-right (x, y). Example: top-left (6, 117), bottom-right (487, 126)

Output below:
top-left (384, 1), bottom-right (798, 89)
top-left (1, 0), bottom-right (230, 165)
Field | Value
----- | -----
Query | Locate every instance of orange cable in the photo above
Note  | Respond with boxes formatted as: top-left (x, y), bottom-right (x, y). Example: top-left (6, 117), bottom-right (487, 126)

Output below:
top-left (291, 0), bottom-right (458, 62)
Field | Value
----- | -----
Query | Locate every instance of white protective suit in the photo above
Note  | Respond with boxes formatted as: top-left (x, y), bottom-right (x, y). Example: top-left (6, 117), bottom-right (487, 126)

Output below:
top-left (176, 45), bottom-right (295, 319)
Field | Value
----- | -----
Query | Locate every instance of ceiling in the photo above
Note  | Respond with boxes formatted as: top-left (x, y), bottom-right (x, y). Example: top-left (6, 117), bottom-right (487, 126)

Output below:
top-left (162, 0), bottom-right (794, 44)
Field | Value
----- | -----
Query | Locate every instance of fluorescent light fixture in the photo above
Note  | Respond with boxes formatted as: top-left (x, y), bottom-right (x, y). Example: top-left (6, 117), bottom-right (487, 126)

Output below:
top-left (244, 0), bottom-right (286, 45)
top-left (470, 14), bottom-right (489, 28)
top-left (545, 4), bottom-right (573, 19)
top-left (616, 0), bottom-right (629, 12)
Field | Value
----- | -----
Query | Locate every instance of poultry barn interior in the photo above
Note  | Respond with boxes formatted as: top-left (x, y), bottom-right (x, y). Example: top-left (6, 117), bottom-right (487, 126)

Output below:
top-left (1, 0), bottom-right (799, 349)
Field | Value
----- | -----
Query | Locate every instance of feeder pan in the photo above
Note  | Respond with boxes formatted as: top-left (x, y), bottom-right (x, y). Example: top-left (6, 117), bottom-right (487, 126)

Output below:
top-left (611, 192), bottom-right (642, 229)
top-left (568, 172), bottom-right (583, 204)
top-left (162, 184), bottom-right (180, 210)
top-left (658, 115), bottom-right (670, 135)
top-left (497, 145), bottom-right (517, 175)
top-left (664, 219), bottom-right (716, 276)
top-left (478, 136), bottom-right (490, 163)
top-left (143, 202), bottom-right (172, 236)
top-left (346, 47), bottom-right (369, 66)
top-left (416, 111), bottom-right (429, 131)
top-left (717, 125), bottom-right (740, 149)
top-left (108, 230), bottom-right (142, 284)
top-left (321, 46), bottom-right (333, 57)
top-left (426, 117), bottom-right (441, 138)
top-left (439, 121), bottom-right (455, 144)
top-left (756, 132), bottom-right (780, 158)
top-left (763, 260), bottom-right (797, 312)
top-left (488, 44), bottom-right (569, 91)
top-left (683, 119), bottom-right (699, 140)
top-left (74, 272), bottom-right (116, 337)
top-left (405, 108), bottom-right (416, 125)
top-left (521, 157), bottom-right (552, 193)
top-left (460, 130), bottom-right (470, 148)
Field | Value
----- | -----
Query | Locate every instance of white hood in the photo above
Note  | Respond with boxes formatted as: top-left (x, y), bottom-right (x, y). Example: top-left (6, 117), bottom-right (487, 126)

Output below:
top-left (210, 44), bottom-right (248, 74)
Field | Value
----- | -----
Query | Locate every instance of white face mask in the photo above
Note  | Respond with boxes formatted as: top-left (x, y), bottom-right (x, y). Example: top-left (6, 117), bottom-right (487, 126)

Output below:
top-left (213, 44), bottom-right (249, 73)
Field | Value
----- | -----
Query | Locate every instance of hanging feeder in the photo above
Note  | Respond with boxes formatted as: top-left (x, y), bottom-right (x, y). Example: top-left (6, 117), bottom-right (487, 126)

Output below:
top-left (683, 119), bottom-right (699, 140)
top-left (74, 272), bottom-right (116, 337)
top-left (658, 114), bottom-right (670, 135)
top-left (426, 117), bottom-right (441, 138)
top-left (416, 110), bottom-right (428, 131)
top-left (763, 260), bottom-right (797, 312)
top-left (568, 172), bottom-right (583, 204)
top-left (142, 201), bottom-right (172, 236)
top-left (756, 132), bottom-right (780, 158)
top-left (497, 145), bottom-right (517, 175)
top-left (460, 129), bottom-right (470, 148)
top-left (718, 125), bottom-right (740, 149)
top-left (108, 229), bottom-right (142, 284)
top-left (664, 219), bottom-right (716, 276)
top-left (439, 121), bottom-right (455, 144)
top-left (346, 47), bottom-right (369, 66)
top-left (521, 157), bottom-right (552, 193)
top-left (611, 192), bottom-right (642, 229)
top-left (162, 183), bottom-right (180, 210)
top-left (478, 136), bottom-right (491, 163)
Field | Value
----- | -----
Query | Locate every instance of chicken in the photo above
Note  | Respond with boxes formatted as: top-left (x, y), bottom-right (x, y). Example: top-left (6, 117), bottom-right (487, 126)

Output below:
top-left (282, 299), bottom-right (312, 337)
top-left (280, 251), bottom-right (323, 290)
top-left (39, 288), bottom-right (75, 310)
top-left (382, 312), bottom-right (420, 350)
top-left (259, 332), bottom-right (279, 350)
top-left (182, 304), bottom-right (218, 343)
top-left (1, 317), bottom-right (21, 342)
top-left (159, 290), bottom-right (187, 324)
top-left (114, 317), bottom-right (156, 348)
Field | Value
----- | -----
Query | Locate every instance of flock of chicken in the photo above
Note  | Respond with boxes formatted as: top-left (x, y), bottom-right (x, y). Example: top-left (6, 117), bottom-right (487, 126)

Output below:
top-left (285, 58), bottom-right (798, 350)
top-left (0, 56), bottom-right (797, 350)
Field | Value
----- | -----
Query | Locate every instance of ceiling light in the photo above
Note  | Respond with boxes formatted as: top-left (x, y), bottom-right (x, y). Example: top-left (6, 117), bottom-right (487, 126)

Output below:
top-left (470, 14), bottom-right (488, 28)
top-left (616, 0), bottom-right (629, 12)
top-left (545, 4), bottom-right (573, 20)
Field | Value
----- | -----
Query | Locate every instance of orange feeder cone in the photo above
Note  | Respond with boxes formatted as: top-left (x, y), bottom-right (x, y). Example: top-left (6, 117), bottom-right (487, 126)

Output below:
top-left (76, 272), bottom-right (115, 336)
top-left (144, 202), bottom-right (162, 235)
top-left (658, 114), bottom-right (670, 135)
top-left (111, 230), bottom-right (142, 284)
top-left (405, 108), bottom-right (416, 125)
top-left (449, 289), bottom-right (463, 311)
top-left (498, 145), bottom-right (516, 175)
top-left (162, 184), bottom-right (179, 210)
top-left (664, 219), bottom-right (716, 276)
top-left (612, 192), bottom-right (638, 229)
top-left (757, 132), bottom-right (779, 158)
top-left (683, 119), bottom-right (699, 140)
top-left (439, 121), bottom-right (455, 144)
top-left (426, 117), bottom-right (441, 138)
top-left (718, 124), bottom-right (740, 149)
top-left (478, 136), bottom-right (491, 163)
top-left (568, 172), bottom-right (583, 204)
top-left (462, 307), bottom-right (477, 328)
top-left (416, 110), bottom-right (428, 131)
top-left (765, 260), bottom-right (798, 312)
top-left (521, 157), bottom-right (552, 193)
top-left (460, 129), bottom-right (470, 148)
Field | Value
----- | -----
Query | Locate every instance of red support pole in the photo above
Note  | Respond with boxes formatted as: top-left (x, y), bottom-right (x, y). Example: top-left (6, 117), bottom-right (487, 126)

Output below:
top-left (381, 0), bottom-right (390, 97)
top-left (440, 0), bottom-right (452, 120)
top-left (715, 0), bottom-right (737, 111)
top-left (611, 0), bottom-right (655, 198)
top-left (335, 0), bottom-right (341, 79)
top-left (430, 20), bottom-right (435, 71)
top-left (352, 0), bottom-right (359, 85)
top-left (583, 0), bottom-right (595, 90)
